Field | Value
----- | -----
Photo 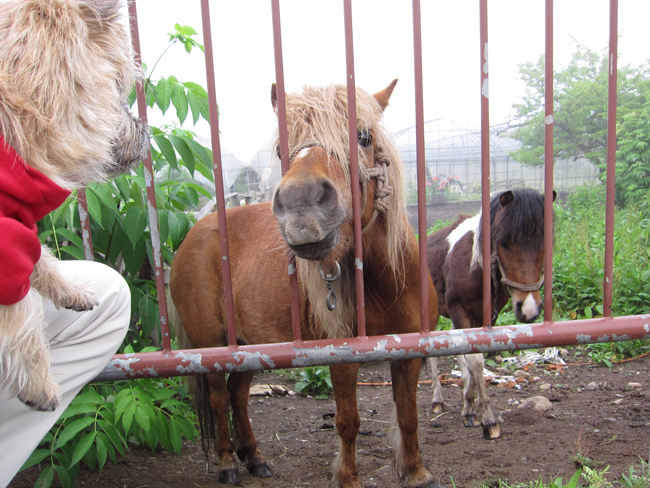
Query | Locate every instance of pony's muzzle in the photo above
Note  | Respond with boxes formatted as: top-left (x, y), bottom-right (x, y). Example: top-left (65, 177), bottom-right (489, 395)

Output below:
top-left (514, 293), bottom-right (543, 323)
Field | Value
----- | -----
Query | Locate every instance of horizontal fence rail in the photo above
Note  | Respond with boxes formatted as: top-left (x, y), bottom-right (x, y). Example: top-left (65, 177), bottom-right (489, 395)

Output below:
top-left (87, 0), bottom-right (634, 382)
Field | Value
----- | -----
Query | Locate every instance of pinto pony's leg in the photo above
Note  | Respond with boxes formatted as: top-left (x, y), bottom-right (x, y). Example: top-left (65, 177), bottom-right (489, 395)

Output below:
top-left (329, 363), bottom-right (361, 488)
top-left (391, 359), bottom-right (444, 488)
top-left (456, 355), bottom-right (479, 428)
top-left (465, 353), bottom-right (501, 439)
top-left (205, 373), bottom-right (240, 485)
top-left (228, 371), bottom-right (272, 478)
top-left (427, 357), bottom-right (445, 415)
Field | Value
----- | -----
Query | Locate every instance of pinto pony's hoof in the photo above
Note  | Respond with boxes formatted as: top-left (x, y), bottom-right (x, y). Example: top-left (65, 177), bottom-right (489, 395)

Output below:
top-left (247, 461), bottom-right (272, 478)
top-left (431, 402), bottom-right (445, 415)
top-left (482, 422), bottom-right (501, 439)
top-left (462, 414), bottom-right (479, 428)
top-left (218, 468), bottom-right (241, 486)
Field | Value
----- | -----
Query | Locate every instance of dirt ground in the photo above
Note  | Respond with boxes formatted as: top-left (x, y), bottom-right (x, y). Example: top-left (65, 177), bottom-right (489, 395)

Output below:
top-left (11, 350), bottom-right (650, 488)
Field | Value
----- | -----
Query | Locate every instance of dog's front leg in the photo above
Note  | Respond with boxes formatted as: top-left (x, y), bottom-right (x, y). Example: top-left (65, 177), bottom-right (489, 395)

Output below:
top-left (31, 246), bottom-right (99, 312)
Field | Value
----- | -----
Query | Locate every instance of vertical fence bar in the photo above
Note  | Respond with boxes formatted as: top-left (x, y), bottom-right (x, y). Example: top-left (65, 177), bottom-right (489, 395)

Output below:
top-left (127, 0), bottom-right (171, 351)
top-left (77, 189), bottom-right (94, 261)
top-left (543, 0), bottom-right (555, 322)
top-left (199, 0), bottom-right (238, 345)
top-left (343, 0), bottom-right (367, 337)
top-left (271, 0), bottom-right (302, 341)
top-left (603, 0), bottom-right (618, 317)
top-left (412, 0), bottom-right (430, 332)
top-left (479, 0), bottom-right (492, 328)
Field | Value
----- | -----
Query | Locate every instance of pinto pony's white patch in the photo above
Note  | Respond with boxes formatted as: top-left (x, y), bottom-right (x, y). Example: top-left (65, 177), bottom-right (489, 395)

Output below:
top-left (446, 213), bottom-right (482, 271)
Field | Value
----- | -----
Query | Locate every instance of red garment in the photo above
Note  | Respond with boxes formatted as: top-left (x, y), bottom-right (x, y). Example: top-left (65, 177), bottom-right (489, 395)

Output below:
top-left (0, 136), bottom-right (70, 305)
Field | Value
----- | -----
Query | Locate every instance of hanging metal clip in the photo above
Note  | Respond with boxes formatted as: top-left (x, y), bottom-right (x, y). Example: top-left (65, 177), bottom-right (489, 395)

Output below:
top-left (318, 261), bottom-right (341, 311)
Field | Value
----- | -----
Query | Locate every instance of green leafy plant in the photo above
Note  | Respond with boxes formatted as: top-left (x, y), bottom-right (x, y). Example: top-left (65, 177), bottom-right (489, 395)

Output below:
top-left (25, 25), bottom-right (209, 487)
top-left (290, 366), bottom-right (333, 399)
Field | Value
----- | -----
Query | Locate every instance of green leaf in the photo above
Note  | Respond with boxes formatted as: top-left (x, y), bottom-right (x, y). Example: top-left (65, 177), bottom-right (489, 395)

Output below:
top-left (169, 135), bottom-right (195, 174)
top-left (84, 187), bottom-right (104, 230)
top-left (59, 246), bottom-right (86, 261)
top-left (71, 390), bottom-right (104, 406)
top-left (153, 134), bottom-right (178, 169)
top-left (167, 211), bottom-right (190, 250)
top-left (20, 449), bottom-right (51, 471)
top-left (53, 464), bottom-right (72, 488)
top-left (61, 403), bottom-right (98, 418)
top-left (97, 431), bottom-right (117, 464)
top-left (169, 418), bottom-right (182, 454)
top-left (187, 90), bottom-right (201, 125)
top-left (95, 435), bottom-right (108, 473)
top-left (113, 388), bottom-right (132, 421)
top-left (55, 417), bottom-right (95, 450)
top-left (97, 419), bottom-right (126, 457)
top-left (171, 83), bottom-right (189, 125)
top-left (122, 401), bottom-right (137, 433)
top-left (124, 206), bottom-right (147, 248)
top-left (155, 78), bottom-right (172, 114)
top-left (54, 228), bottom-right (83, 250)
top-left (134, 404), bottom-right (152, 431)
top-left (158, 411), bottom-right (173, 453)
top-left (34, 464), bottom-right (54, 488)
top-left (70, 431), bottom-right (96, 467)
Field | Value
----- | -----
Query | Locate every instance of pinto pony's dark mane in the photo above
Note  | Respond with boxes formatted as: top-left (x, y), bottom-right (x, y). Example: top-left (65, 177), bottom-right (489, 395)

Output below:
top-left (475, 188), bottom-right (546, 261)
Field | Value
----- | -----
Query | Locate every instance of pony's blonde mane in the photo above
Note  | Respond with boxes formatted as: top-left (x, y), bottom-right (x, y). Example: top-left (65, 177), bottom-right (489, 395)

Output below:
top-left (275, 83), bottom-right (411, 274)
top-left (274, 83), bottom-right (412, 338)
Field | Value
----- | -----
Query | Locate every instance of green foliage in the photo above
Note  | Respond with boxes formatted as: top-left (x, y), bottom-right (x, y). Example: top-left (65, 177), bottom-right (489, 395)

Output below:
top-left (20, 376), bottom-right (197, 488)
top-left (289, 366), bottom-right (333, 399)
top-left (615, 99), bottom-right (650, 206)
top-left (26, 25), bottom-right (208, 487)
top-left (508, 43), bottom-right (650, 168)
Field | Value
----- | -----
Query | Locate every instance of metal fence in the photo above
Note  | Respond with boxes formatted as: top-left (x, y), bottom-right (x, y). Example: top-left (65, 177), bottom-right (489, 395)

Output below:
top-left (90, 0), bottom-right (650, 382)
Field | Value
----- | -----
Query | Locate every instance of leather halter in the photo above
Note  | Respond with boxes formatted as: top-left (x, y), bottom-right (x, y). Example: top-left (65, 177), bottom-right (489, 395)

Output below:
top-left (492, 252), bottom-right (545, 293)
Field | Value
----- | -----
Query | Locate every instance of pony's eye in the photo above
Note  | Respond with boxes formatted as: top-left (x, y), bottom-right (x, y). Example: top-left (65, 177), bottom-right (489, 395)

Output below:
top-left (357, 129), bottom-right (372, 148)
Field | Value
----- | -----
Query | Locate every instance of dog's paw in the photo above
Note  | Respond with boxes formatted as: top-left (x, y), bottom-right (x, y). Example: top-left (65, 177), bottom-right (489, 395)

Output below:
top-left (61, 290), bottom-right (99, 312)
top-left (19, 376), bottom-right (62, 412)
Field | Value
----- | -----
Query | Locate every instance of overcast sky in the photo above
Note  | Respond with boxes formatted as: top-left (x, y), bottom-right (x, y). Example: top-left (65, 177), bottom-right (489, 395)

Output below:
top-left (132, 1), bottom-right (650, 163)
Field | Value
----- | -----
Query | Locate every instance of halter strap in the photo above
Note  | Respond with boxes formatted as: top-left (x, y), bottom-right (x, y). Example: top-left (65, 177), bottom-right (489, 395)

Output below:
top-left (492, 253), bottom-right (545, 293)
top-left (288, 139), bottom-right (391, 234)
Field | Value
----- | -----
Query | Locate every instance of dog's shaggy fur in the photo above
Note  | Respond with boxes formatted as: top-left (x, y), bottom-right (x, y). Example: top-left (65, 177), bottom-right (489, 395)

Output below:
top-left (0, 0), bottom-right (149, 411)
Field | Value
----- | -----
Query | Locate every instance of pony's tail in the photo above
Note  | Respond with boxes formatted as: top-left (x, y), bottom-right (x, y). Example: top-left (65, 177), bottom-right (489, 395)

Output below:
top-left (166, 288), bottom-right (217, 458)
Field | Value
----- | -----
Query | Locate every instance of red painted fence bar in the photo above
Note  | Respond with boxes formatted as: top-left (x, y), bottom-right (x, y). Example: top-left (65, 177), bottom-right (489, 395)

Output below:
top-left (99, 314), bottom-right (650, 381)
top-left (86, 0), bottom-right (634, 382)
top-left (479, 0), bottom-right (492, 328)
top-left (271, 0), bottom-right (302, 341)
top-left (412, 0), bottom-right (430, 333)
top-left (543, 0), bottom-right (555, 322)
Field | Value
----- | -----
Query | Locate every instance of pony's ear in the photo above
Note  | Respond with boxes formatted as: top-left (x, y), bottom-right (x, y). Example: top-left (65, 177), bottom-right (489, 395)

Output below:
top-left (373, 79), bottom-right (398, 112)
top-left (271, 83), bottom-right (278, 113)
top-left (500, 191), bottom-right (514, 207)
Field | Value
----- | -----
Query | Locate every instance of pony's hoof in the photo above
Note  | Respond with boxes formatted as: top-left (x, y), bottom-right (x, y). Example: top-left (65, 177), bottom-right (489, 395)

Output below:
top-left (218, 468), bottom-right (241, 485)
top-left (431, 402), bottom-right (444, 415)
top-left (248, 461), bottom-right (272, 478)
top-left (482, 422), bottom-right (501, 439)
top-left (462, 414), bottom-right (479, 428)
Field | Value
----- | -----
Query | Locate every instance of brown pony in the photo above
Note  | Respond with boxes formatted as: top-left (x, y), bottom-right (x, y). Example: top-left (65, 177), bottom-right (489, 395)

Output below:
top-left (170, 80), bottom-right (442, 488)
top-left (426, 188), bottom-right (554, 439)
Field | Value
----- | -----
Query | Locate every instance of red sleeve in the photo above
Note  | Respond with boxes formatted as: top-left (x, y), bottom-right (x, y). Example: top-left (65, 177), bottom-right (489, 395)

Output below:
top-left (0, 217), bottom-right (42, 305)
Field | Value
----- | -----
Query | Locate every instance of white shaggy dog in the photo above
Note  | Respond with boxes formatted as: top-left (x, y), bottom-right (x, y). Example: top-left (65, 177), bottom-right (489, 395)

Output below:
top-left (0, 0), bottom-right (149, 411)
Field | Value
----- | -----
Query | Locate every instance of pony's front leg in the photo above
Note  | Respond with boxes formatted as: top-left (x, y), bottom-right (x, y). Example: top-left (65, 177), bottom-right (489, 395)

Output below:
top-left (227, 371), bottom-right (273, 478)
top-left (456, 355), bottom-right (479, 428)
top-left (206, 373), bottom-right (239, 485)
top-left (391, 359), bottom-right (445, 488)
top-left (329, 363), bottom-right (361, 488)
top-left (465, 353), bottom-right (501, 439)
top-left (427, 357), bottom-right (445, 415)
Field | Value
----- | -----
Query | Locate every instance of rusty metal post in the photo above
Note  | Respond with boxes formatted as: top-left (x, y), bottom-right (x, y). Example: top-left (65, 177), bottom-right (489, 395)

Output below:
top-left (127, 0), bottom-right (171, 351)
top-left (412, 0), bottom-right (430, 332)
top-left (543, 0), bottom-right (555, 322)
top-left (271, 0), bottom-right (302, 341)
top-left (603, 0), bottom-right (618, 317)
top-left (479, 0), bottom-right (492, 328)
top-left (198, 0), bottom-right (239, 346)
top-left (343, 0), bottom-right (367, 337)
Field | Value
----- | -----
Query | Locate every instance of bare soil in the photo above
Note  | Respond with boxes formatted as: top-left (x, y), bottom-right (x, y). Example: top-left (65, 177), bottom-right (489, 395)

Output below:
top-left (11, 351), bottom-right (650, 488)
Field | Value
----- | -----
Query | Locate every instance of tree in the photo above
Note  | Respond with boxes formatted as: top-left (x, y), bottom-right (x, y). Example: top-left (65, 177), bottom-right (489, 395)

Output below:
top-left (615, 99), bottom-right (650, 207)
top-left (507, 43), bottom-right (650, 169)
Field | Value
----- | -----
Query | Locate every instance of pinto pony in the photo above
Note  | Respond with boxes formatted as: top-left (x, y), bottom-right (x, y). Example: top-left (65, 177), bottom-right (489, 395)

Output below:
top-left (170, 80), bottom-right (442, 488)
top-left (427, 188), bottom-right (555, 439)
